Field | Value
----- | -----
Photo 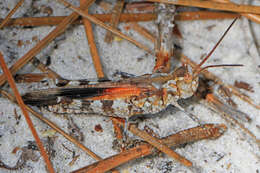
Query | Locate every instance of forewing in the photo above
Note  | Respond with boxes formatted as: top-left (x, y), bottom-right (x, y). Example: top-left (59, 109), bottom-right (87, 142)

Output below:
top-left (22, 80), bottom-right (155, 106)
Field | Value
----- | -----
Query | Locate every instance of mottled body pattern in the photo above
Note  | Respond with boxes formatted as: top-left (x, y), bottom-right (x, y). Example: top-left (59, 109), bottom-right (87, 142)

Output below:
top-left (47, 94), bottom-right (166, 117)
top-left (21, 4), bottom-right (201, 119)
top-left (22, 66), bottom-right (199, 118)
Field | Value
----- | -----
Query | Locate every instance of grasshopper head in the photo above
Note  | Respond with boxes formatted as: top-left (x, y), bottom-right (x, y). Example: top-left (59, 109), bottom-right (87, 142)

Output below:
top-left (161, 64), bottom-right (198, 103)
top-left (173, 64), bottom-right (199, 99)
top-left (159, 18), bottom-right (241, 106)
top-left (162, 18), bottom-right (241, 102)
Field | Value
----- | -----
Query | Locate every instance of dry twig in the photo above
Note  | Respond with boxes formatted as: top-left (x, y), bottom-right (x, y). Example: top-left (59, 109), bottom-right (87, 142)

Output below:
top-left (29, 57), bottom-right (64, 82)
top-left (128, 123), bottom-right (192, 167)
top-left (175, 11), bottom-right (239, 21)
top-left (104, 0), bottom-right (125, 43)
top-left (211, 0), bottom-right (260, 24)
top-left (0, 13), bottom-right (155, 27)
top-left (0, 53), bottom-right (55, 173)
top-left (14, 73), bottom-right (49, 83)
top-left (129, 22), bottom-right (156, 43)
top-left (73, 124), bottom-right (227, 173)
top-left (0, 11), bottom-right (242, 28)
top-left (81, 0), bottom-right (105, 78)
top-left (147, 0), bottom-right (260, 14)
top-left (0, 0), bottom-right (24, 29)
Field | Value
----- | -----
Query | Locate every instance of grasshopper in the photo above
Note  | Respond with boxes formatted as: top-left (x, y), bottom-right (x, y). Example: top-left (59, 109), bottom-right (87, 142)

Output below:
top-left (21, 18), bottom-right (241, 121)
top-left (0, 2), bottom-right (247, 172)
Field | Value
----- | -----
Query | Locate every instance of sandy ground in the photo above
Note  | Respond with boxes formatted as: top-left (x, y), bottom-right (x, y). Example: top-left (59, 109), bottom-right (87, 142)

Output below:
top-left (0, 0), bottom-right (260, 172)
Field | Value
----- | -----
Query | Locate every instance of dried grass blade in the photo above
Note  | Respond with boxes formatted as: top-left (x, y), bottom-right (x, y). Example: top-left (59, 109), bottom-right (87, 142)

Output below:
top-left (80, 0), bottom-right (105, 79)
top-left (104, 0), bottom-right (125, 43)
top-left (0, 0), bottom-right (24, 29)
top-left (0, 11), bottom-right (244, 28)
top-left (147, 0), bottom-right (260, 15)
top-left (211, 0), bottom-right (260, 24)
top-left (129, 22), bottom-right (156, 43)
top-left (14, 73), bottom-right (49, 83)
top-left (175, 11), bottom-right (239, 21)
top-left (0, 13), bottom-right (156, 27)
top-left (30, 57), bottom-right (63, 81)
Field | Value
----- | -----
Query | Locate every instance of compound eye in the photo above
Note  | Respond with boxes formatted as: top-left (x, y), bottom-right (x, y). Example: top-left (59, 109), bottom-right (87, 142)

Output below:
top-left (174, 66), bottom-right (188, 78)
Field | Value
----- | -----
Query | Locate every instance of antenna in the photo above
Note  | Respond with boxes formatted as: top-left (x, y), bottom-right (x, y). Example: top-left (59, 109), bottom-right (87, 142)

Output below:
top-left (193, 17), bottom-right (239, 76)
top-left (193, 64), bottom-right (243, 80)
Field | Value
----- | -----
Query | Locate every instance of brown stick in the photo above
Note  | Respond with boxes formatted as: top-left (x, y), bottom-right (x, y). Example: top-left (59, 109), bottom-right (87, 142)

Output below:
top-left (0, 0), bottom-right (95, 87)
top-left (56, 0), bottom-right (153, 54)
top-left (104, 0), bottom-right (125, 43)
top-left (72, 124), bottom-right (227, 173)
top-left (30, 57), bottom-right (64, 81)
top-left (0, 11), bottom-right (242, 28)
top-left (211, 0), bottom-right (260, 24)
top-left (0, 13), bottom-right (156, 27)
top-left (14, 73), bottom-right (49, 83)
top-left (129, 124), bottom-right (192, 167)
top-left (129, 22), bottom-right (156, 43)
top-left (0, 53), bottom-right (55, 173)
top-left (175, 11), bottom-right (240, 21)
top-left (81, 0), bottom-right (105, 79)
top-left (147, 0), bottom-right (260, 15)
top-left (0, 0), bottom-right (24, 29)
